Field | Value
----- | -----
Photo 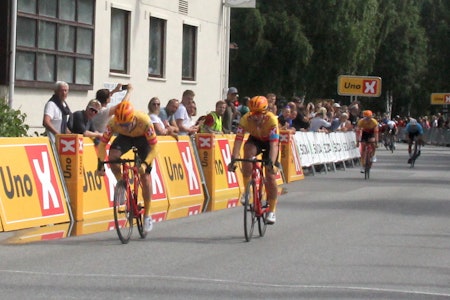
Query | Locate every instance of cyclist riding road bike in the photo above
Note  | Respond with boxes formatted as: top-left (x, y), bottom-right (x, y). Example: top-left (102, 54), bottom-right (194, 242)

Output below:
top-left (356, 110), bottom-right (379, 173)
top-left (405, 118), bottom-right (424, 164)
top-left (96, 101), bottom-right (158, 233)
top-left (228, 96), bottom-right (280, 224)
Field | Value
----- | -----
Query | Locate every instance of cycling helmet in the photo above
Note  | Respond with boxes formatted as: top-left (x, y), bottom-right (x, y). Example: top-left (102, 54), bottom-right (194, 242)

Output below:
top-left (362, 110), bottom-right (373, 117)
top-left (409, 118), bottom-right (417, 125)
top-left (248, 96), bottom-right (268, 114)
top-left (115, 101), bottom-right (135, 124)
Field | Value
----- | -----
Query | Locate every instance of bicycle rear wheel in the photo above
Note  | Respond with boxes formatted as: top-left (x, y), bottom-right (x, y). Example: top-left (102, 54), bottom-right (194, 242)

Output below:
top-left (364, 145), bottom-right (371, 180)
top-left (410, 140), bottom-right (418, 168)
top-left (113, 183), bottom-right (133, 244)
top-left (243, 180), bottom-right (256, 242)
top-left (136, 202), bottom-right (147, 239)
top-left (257, 184), bottom-right (267, 237)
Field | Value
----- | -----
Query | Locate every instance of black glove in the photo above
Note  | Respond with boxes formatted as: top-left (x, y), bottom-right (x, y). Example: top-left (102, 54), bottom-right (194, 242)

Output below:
top-left (227, 157), bottom-right (236, 172)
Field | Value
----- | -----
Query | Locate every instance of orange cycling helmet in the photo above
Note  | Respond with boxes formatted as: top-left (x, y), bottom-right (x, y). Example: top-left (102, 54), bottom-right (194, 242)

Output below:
top-left (362, 110), bottom-right (373, 117)
top-left (248, 96), bottom-right (268, 113)
top-left (115, 101), bottom-right (135, 124)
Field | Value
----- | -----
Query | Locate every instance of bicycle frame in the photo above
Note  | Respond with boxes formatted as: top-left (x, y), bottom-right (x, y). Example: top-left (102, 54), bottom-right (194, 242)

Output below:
top-left (104, 147), bottom-right (146, 244)
top-left (361, 142), bottom-right (375, 179)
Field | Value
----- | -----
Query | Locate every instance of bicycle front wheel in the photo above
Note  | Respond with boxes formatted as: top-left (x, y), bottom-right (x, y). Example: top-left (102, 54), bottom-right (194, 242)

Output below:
top-left (410, 140), bottom-right (418, 168)
top-left (243, 180), bottom-right (256, 242)
top-left (113, 183), bottom-right (133, 244)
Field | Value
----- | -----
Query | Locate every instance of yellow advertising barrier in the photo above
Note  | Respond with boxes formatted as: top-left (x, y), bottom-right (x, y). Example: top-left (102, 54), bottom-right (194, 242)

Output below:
top-left (0, 137), bottom-right (71, 231)
top-left (56, 134), bottom-right (84, 221)
top-left (196, 134), bottom-right (240, 211)
top-left (2, 222), bottom-right (71, 244)
top-left (156, 136), bottom-right (204, 219)
top-left (279, 131), bottom-right (304, 183)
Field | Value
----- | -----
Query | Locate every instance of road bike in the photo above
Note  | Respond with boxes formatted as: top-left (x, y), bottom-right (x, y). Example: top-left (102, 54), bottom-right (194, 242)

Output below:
top-left (409, 136), bottom-right (422, 168)
top-left (232, 157), bottom-right (271, 242)
top-left (104, 147), bottom-right (147, 244)
top-left (361, 141), bottom-right (376, 180)
top-left (383, 130), bottom-right (395, 153)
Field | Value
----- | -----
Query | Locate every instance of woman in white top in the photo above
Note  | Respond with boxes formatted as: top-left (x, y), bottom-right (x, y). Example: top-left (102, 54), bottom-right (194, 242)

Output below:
top-left (148, 97), bottom-right (178, 139)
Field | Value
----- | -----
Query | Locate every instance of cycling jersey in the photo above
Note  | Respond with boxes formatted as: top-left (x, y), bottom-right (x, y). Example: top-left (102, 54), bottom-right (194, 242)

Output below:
top-left (405, 122), bottom-right (423, 135)
top-left (98, 111), bottom-right (158, 165)
top-left (235, 112), bottom-right (280, 143)
top-left (357, 117), bottom-right (379, 142)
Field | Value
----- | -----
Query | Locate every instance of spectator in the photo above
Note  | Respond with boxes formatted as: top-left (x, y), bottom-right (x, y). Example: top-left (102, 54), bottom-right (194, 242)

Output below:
top-left (147, 97), bottom-right (178, 139)
top-left (237, 96), bottom-right (250, 118)
top-left (174, 90), bottom-right (199, 135)
top-left (159, 98), bottom-right (180, 132)
top-left (309, 109), bottom-right (331, 132)
top-left (69, 99), bottom-right (103, 139)
top-left (335, 112), bottom-right (353, 132)
top-left (200, 100), bottom-right (227, 133)
top-left (222, 87), bottom-right (239, 133)
top-left (93, 83), bottom-right (132, 133)
top-left (42, 81), bottom-right (72, 142)
top-left (292, 105), bottom-right (310, 131)
top-left (266, 93), bottom-right (277, 115)
top-left (278, 106), bottom-right (293, 130)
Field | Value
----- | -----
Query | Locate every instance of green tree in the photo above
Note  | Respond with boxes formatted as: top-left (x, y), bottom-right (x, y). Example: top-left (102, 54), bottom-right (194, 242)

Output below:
top-left (0, 100), bottom-right (29, 137)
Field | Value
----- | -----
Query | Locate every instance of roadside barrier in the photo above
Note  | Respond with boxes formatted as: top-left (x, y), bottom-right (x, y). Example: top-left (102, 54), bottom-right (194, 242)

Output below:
top-left (0, 131), bottom-right (355, 233)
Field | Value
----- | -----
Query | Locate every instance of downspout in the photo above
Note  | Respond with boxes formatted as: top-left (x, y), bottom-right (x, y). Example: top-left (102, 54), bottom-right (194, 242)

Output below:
top-left (8, 0), bottom-right (17, 108)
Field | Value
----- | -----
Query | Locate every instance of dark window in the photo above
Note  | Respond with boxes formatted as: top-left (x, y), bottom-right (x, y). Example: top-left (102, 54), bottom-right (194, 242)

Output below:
top-left (182, 24), bottom-right (197, 81)
top-left (15, 0), bottom-right (95, 89)
top-left (110, 8), bottom-right (129, 74)
top-left (148, 17), bottom-right (166, 78)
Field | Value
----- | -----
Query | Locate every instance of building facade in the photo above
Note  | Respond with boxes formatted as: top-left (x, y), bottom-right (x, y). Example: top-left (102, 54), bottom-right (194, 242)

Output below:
top-left (0, 0), bottom-right (233, 134)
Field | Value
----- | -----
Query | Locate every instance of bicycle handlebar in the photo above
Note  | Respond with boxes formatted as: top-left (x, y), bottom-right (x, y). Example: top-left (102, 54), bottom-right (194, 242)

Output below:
top-left (103, 159), bottom-right (138, 165)
top-left (232, 158), bottom-right (271, 165)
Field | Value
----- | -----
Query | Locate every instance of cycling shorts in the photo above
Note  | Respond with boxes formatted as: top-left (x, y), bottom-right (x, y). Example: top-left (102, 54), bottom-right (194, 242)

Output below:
top-left (361, 131), bottom-right (375, 142)
top-left (245, 135), bottom-right (278, 163)
top-left (110, 135), bottom-right (150, 161)
top-left (408, 132), bottom-right (420, 141)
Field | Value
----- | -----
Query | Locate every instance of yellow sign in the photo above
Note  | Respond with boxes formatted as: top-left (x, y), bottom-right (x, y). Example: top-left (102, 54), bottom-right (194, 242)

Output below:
top-left (0, 137), bottom-right (71, 231)
top-left (338, 75), bottom-right (382, 97)
top-left (431, 93), bottom-right (450, 105)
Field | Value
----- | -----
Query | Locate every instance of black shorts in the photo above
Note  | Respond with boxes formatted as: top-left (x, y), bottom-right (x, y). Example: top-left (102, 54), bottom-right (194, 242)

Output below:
top-left (245, 135), bottom-right (278, 163)
top-left (361, 131), bottom-right (375, 143)
top-left (110, 135), bottom-right (150, 161)
top-left (408, 132), bottom-right (420, 141)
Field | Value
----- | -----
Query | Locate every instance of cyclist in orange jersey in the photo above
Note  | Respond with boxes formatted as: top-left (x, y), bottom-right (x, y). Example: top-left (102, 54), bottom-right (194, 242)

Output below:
top-left (96, 101), bottom-right (158, 233)
top-left (355, 110), bottom-right (379, 173)
top-left (228, 96), bottom-right (280, 224)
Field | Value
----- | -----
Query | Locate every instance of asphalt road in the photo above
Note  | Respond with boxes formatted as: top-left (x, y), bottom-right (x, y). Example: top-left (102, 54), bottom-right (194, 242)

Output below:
top-left (1, 143), bottom-right (450, 299)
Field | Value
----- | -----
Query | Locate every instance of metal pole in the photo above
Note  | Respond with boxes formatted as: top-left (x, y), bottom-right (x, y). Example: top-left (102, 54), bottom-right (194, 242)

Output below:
top-left (8, 0), bottom-right (17, 108)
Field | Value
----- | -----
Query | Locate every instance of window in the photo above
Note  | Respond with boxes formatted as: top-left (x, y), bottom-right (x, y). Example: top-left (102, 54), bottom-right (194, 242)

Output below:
top-left (15, 0), bottom-right (95, 89)
top-left (110, 8), bottom-right (129, 74)
top-left (148, 17), bottom-right (166, 78)
top-left (182, 24), bottom-right (197, 81)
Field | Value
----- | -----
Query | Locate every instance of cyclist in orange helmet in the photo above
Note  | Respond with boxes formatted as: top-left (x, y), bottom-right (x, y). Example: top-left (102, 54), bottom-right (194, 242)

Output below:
top-left (96, 101), bottom-right (158, 232)
top-left (355, 110), bottom-right (379, 173)
top-left (228, 96), bottom-right (280, 224)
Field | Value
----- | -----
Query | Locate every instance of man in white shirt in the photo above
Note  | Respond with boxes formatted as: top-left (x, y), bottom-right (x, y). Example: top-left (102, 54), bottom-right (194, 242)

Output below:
top-left (42, 81), bottom-right (71, 142)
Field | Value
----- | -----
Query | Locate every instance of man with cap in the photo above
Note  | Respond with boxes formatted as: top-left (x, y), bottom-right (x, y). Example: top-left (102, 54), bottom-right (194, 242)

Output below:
top-left (69, 99), bottom-right (103, 139)
top-left (223, 87), bottom-right (239, 133)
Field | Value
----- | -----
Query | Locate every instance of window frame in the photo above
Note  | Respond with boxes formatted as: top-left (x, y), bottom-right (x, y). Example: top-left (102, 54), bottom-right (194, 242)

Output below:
top-left (182, 24), bottom-right (197, 81)
top-left (109, 7), bottom-right (130, 75)
top-left (148, 16), bottom-right (166, 79)
top-left (15, 0), bottom-right (95, 90)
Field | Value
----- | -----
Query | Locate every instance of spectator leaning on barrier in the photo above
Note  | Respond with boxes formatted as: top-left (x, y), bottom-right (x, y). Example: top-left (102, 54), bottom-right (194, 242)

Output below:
top-left (68, 99), bottom-right (103, 140)
top-left (42, 81), bottom-right (72, 142)
top-left (335, 112), bottom-right (353, 132)
top-left (309, 108), bottom-right (331, 132)
top-left (200, 100), bottom-right (227, 134)
top-left (228, 96), bottom-right (280, 225)
top-left (222, 87), bottom-right (239, 134)
top-left (159, 98), bottom-right (179, 133)
top-left (148, 97), bottom-right (178, 139)
top-left (266, 93), bottom-right (277, 115)
top-left (175, 90), bottom-right (199, 135)
top-left (93, 83), bottom-right (132, 133)
top-left (96, 101), bottom-right (157, 233)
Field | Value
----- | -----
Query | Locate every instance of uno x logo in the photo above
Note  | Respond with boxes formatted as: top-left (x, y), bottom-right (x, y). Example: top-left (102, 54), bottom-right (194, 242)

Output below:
top-left (363, 80), bottom-right (378, 95)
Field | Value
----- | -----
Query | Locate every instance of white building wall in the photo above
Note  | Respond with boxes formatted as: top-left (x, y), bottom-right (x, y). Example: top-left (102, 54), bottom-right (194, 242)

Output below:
top-left (11, 0), bottom-right (230, 135)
